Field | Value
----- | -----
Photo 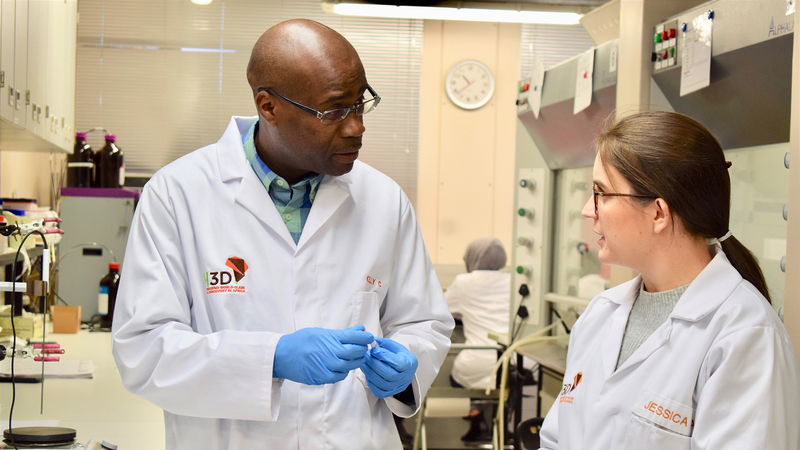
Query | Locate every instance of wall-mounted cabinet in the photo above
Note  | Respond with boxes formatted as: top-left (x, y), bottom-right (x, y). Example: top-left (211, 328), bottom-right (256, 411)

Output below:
top-left (0, 0), bottom-right (77, 153)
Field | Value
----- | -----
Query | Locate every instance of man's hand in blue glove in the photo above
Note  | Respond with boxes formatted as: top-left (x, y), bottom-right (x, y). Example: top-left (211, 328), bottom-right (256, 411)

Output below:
top-left (273, 325), bottom-right (374, 385)
top-left (361, 337), bottom-right (418, 398)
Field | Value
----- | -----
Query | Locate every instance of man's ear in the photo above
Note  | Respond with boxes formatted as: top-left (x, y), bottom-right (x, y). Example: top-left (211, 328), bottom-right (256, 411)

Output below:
top-left (256, 90), bottom-right (279, 125)
top-left (652, 198), bottom-right (671, 235)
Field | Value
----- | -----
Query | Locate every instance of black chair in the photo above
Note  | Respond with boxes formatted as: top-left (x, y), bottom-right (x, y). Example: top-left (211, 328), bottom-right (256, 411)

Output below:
top-left (515, 417), bottom-right (544, 450)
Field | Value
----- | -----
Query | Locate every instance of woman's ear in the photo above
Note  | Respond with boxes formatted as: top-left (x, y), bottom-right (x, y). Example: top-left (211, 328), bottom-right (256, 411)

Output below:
top-left (652, 198), bottom-right (671, 235)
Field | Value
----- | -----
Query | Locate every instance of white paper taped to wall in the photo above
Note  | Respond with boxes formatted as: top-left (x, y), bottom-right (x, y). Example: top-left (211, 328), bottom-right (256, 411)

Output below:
top-left (680, 12), bottom-right (713, 97)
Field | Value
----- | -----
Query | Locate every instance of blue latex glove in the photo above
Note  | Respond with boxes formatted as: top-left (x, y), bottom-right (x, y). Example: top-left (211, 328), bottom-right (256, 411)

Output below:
top-left (361, 336), bottom-right (418, 398)
top-left (273, 325), bottom-right (374, 385)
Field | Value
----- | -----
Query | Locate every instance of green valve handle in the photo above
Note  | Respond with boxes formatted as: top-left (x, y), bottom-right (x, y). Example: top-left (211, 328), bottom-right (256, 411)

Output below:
top-left (518, 208), bottom-right (527, 217)
top-left (516, 266), bottom-right (525, 274)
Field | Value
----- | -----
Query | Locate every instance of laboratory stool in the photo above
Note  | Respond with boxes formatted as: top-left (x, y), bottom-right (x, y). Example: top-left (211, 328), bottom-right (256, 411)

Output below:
top-left (411, 386), bottom-right (505, 450)
top-left (412, 343), bottom-right (506, 450)
top-left (515, 417), bottom-right (544, 450)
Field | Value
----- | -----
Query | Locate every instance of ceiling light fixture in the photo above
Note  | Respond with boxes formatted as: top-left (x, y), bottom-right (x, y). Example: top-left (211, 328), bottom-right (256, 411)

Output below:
top-left (322, 2), bottom-right (582, 25)
top-left (191, 0), bottom-right (213, 5)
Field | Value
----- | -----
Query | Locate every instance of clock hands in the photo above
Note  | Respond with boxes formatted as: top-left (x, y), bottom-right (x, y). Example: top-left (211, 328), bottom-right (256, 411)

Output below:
top-left (456, 76), bottom-right (475, 94)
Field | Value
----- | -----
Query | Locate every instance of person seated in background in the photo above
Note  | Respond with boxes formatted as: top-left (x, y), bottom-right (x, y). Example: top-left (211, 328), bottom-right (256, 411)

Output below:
top-left (445, 237), bottom-right (510, 441)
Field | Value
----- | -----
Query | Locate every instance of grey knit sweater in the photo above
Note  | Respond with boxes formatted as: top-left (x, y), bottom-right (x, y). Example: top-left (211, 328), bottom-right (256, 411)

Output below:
top-left (616, 282), bottom-right (689, 370)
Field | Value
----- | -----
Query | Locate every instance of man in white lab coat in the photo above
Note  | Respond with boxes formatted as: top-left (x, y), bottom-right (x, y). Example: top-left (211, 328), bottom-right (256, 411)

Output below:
top-left (111, 19), bottom-right (454, 450)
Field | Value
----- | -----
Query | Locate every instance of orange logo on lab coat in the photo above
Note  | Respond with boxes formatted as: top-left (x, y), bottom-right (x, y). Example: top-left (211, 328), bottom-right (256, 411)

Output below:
top-left (204, 257), bottom-right (248, 294)
top-left (559, 372), bottom-right (583, 404)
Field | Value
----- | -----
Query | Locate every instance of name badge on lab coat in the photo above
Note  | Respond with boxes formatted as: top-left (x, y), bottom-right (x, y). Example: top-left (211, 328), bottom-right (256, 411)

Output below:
top-left (633, 390), bottom-right (695, 436)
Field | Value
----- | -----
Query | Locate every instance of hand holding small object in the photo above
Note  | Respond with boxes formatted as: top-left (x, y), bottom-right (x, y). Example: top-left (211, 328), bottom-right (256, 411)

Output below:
top-left (273, 325), bottom-right (374, 385)
top-left (361, 337), bottom-right (418, 398)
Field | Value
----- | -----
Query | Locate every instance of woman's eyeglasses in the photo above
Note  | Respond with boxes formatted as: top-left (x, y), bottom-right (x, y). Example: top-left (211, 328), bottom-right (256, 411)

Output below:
top-left (592, 185), bottom-right (657, 215)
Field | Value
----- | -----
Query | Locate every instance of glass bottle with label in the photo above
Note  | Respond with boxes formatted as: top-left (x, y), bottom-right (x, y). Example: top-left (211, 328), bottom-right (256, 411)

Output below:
top-left (94, 134), bottom-right (125, 188)
top-left (66, 132), bottom-right (94, 187)
top-left (98, 262), bottom-right (120, 329)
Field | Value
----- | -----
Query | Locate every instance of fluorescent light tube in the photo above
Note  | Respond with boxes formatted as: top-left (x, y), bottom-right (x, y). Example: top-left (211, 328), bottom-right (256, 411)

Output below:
top-left (180, 48), bottom-right (236, 53)
top-left (327, 3), bottom-right (581, 25)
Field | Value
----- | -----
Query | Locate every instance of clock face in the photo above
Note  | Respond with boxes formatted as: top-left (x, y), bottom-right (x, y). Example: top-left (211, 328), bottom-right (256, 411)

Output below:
top-left (445, 60), bottom-right (495, 110)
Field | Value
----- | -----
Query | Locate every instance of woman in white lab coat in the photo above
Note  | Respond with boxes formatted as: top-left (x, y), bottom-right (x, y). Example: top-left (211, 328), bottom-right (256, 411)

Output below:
top-left (445, 238), bottom-right (510, 440)
top-left (447, 238), bottom-right (510, 389)
top-left (538, 111), bottom-right (800, 449)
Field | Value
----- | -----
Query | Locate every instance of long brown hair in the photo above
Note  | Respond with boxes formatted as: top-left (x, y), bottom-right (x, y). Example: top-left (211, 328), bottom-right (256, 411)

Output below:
top-left (595, 111), bottom-right (771, 303)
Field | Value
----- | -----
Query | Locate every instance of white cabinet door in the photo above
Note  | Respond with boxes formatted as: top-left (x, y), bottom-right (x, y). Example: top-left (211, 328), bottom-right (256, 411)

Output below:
top-left (0, 0), bottom-right (15, 123)
top-left (12, 0), bottom-right (26, 129)
top-left (63, 0), bottom-right (77, 149)
top-left (52, 0), bottom-right (77, 151)
top-left (25, 0), bottom-right (46, 138)
top-left (0, 0), bottom-right (76, 152)
top-left (46, 0), bottom-right (62, 147)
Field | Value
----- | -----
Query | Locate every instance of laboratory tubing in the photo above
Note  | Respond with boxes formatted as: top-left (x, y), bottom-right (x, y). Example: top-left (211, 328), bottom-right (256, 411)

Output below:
top-left (66, 132), bottom-right (94, 187)
top-left (99, 262), bottom-right (121, 328)
top-left (94, 134), bottom-right (125, 188)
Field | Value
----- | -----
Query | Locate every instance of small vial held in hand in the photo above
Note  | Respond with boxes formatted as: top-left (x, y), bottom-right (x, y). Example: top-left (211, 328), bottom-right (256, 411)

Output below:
top-left (369, 340), bottom-right (379, 349)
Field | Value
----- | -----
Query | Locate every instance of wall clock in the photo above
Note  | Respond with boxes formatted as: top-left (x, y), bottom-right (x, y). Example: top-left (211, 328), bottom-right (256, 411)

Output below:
top-left (445, 59), bottom-right (495, 110)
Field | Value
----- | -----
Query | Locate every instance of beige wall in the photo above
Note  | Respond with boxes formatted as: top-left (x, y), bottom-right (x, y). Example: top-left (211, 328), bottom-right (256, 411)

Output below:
top-left (418, 20), bottom-right (520, 265)
top-left (0, 151), bottom-right (60, 207)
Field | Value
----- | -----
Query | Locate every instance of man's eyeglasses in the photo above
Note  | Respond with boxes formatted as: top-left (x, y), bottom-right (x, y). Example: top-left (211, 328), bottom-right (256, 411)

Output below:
top-left (258, 84), bottom-right (380, 124)
top-left (592, 184), bottom-right (657, 215)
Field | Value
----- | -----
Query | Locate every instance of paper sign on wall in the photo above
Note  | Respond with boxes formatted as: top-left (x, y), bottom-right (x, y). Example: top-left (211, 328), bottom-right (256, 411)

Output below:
top-left (530, 55), bottom-right (545, 118)
top-left (574, 48), bottom-right (594, 114)
top-left (680, 12), bottom-right (713, 97)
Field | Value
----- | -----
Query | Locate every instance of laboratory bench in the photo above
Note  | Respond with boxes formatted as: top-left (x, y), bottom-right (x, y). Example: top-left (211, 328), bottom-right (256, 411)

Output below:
top-left (0, 328), bottom-right (164, 449)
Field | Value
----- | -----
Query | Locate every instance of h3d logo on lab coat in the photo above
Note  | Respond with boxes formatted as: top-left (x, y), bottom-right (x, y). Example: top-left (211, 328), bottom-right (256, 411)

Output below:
top-left (204, 257), bottom-right (249, 294)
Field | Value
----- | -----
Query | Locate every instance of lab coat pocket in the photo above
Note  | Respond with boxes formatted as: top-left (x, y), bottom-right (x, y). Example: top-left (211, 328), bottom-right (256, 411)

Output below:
top-left (350, 291), bottom-right (383, 337)
top-left (623, 414), bottom-right (691, 450)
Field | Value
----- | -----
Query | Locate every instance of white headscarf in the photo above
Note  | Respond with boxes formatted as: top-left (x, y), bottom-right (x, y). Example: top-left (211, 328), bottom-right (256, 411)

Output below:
top-left (463, 237), bottom-right (507, 273)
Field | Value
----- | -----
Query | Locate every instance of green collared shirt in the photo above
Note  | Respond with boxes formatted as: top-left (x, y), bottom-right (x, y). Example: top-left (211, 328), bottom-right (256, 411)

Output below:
top-left (242, 121), bottom-right (322, 244)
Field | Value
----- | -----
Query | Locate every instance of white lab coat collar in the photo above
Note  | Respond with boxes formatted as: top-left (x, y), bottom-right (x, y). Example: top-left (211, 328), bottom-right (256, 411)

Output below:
top-left (596, 248), bottom-right (744, 377)
top-left (598, 246), bottom-right (742, 323)
top-left (215, 116), bottom-right (354, 252)
top-left (670, 247), bottom-right (742, 322)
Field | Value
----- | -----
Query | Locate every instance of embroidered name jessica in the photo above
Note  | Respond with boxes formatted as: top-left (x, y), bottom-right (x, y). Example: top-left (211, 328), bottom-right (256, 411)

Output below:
top-left (642, 400), bottom-right (694, 428)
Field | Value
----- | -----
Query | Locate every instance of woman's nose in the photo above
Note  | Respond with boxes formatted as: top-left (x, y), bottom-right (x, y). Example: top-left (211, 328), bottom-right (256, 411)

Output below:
top-left (581, 196), bottom-right (596, 219)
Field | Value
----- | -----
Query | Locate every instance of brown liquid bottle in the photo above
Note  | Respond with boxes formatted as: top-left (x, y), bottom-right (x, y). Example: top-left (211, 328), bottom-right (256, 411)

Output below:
top-left (94, 134), bottom-right (125, 188)
top-left (66, 132), bottom-right (94, 187)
